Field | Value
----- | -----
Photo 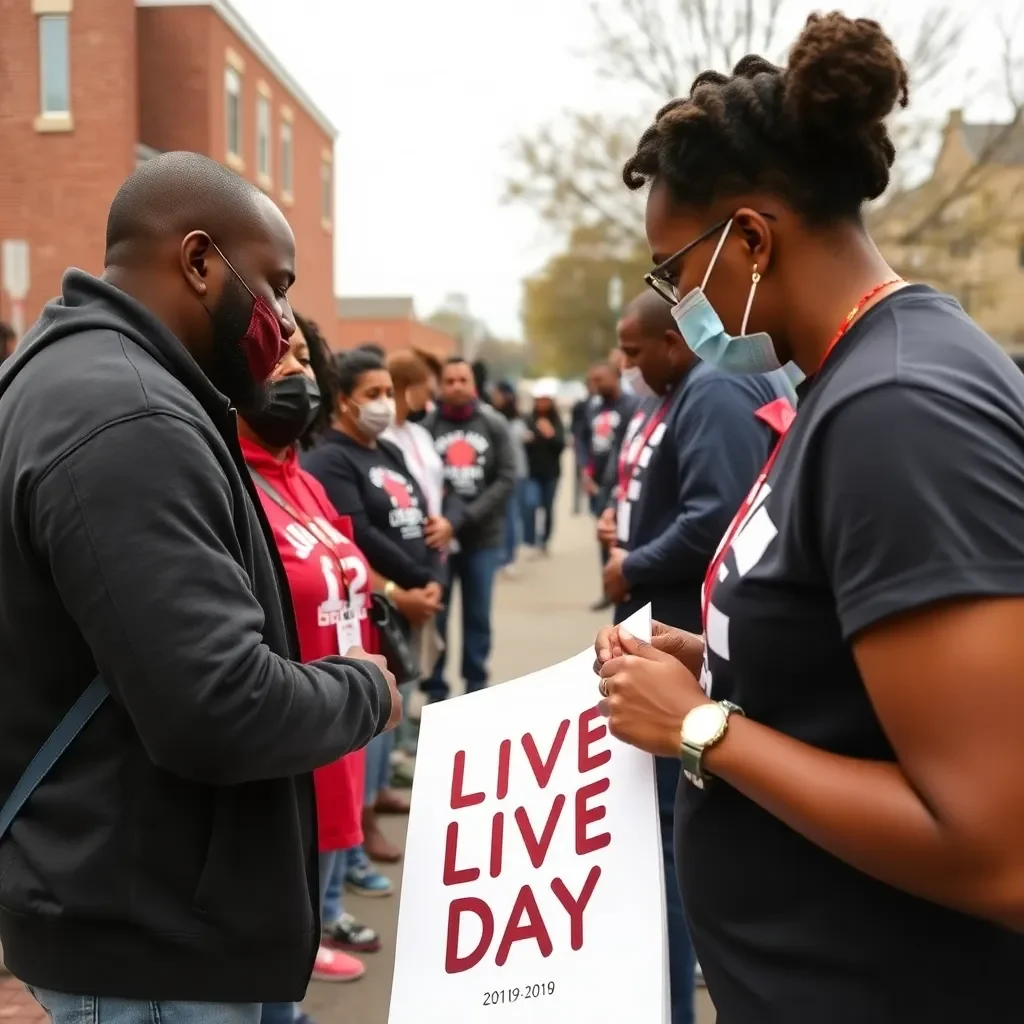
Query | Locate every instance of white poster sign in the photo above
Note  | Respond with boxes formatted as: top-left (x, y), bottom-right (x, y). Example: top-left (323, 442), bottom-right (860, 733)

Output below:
top-left (1, 240), bottom-right (30, 300)
top-left (390, 606), bottom-right (666, 1024)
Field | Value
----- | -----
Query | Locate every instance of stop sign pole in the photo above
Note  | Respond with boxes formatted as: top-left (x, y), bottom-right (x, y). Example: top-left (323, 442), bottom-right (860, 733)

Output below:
top-left (1, 240), bottom-right (30, 338)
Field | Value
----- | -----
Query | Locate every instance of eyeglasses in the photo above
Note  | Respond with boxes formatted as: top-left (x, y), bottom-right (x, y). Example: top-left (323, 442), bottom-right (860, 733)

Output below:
top-left (644, 217), bottom-right (732, 306)
top-left (644, 212), bottom-right (776, 305)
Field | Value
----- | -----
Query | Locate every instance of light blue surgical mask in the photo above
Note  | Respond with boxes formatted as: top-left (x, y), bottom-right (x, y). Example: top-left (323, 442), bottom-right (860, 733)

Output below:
top-left (622, 365), bottom-right (658, 401)
top-left (671, 220), bottom-right (782, 376)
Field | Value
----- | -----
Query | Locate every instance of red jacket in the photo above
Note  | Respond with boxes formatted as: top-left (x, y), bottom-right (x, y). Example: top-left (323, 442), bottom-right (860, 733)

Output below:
top-left (241, 437), bottom-right (378, 852)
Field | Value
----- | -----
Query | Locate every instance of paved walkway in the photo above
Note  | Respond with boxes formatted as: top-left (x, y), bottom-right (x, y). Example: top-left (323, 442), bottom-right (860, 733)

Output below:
top-left (0, 483), bottom-right (714, 1022)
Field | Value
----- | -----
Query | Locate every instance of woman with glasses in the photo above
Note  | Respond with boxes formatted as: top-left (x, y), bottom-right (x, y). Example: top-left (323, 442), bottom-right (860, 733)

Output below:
top-left (594, 12), bottom-right (1024, 1023)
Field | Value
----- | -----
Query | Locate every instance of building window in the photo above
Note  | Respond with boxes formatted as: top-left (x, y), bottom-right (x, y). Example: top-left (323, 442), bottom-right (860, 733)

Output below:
top-left (225, 66), bottom-right (242, 161)
top-left (38, 14), bottom-right (70, 116)
top-left (321, 155), bottom-right (333, 227)
top-left (280, 121), bottom-right (294, 200)
top-left (256, 95), bottom-right (271, 183)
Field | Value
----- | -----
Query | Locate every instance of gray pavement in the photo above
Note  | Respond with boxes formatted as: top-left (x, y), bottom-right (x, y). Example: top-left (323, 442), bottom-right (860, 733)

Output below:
top-left (303, 482), bottom-right (716, 1024)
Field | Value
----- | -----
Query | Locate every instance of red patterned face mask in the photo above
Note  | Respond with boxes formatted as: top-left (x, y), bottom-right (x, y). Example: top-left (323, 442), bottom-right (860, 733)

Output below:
top-left (211, 242), bottom-right (289, 383)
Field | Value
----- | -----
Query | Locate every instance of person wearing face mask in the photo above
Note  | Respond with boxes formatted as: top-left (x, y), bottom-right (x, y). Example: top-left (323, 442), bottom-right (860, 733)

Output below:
top-left (0, 153), bottom-right (398, 1024)
top-left (422, 357), bottom-right (516, 701)
top-left (302, 349), bottom-right (445, 879)
top-left (239, 323), bottom-right (386, 1021)
top-left (598, 292), bottom-right (788, 1024)
top-left (594, 14), bottom-right (1024, 1023)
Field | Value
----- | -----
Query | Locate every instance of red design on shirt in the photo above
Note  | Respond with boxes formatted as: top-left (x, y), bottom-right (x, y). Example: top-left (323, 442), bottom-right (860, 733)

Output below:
top-left (372, 466), bottom-right (416, 509)
top-left (240, 436), bottom-right (376, 853)
top-left (445, 437), bottom-right (478, 468)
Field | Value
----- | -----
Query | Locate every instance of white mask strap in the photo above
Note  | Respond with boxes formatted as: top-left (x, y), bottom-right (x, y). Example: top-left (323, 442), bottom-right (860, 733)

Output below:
top-left (740, 266), bottom-right (761, 335)
top-left (700, 220), bottom-right (734, 292)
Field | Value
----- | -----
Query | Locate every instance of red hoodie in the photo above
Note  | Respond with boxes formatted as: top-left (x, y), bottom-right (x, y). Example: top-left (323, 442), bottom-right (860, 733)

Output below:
top-left (240, 436), bottom-right (377, 852)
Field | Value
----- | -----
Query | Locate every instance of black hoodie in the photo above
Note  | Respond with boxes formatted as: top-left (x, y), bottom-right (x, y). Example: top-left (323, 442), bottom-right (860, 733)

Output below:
top-left (0, 272), bottom-right (391, 1001)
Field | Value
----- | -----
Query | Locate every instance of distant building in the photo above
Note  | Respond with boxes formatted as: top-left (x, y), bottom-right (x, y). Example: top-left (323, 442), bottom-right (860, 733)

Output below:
top-left (336, 297), bottom-right (457, 358)
top-left (0, 0), bottom-right (337, 334)
top-left (878, 110), bottom-right (1024, 348)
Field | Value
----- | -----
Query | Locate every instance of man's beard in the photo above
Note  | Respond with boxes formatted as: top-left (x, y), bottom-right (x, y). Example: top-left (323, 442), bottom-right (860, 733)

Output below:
top-left (204, 274), bottom-right (268, 413)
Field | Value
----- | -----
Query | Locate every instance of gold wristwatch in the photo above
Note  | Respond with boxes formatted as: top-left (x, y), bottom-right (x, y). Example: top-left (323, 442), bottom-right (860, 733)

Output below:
top-left (680, 700), bottom-right (744, 785)
top-left (383, 580), bottom-right (397, 600)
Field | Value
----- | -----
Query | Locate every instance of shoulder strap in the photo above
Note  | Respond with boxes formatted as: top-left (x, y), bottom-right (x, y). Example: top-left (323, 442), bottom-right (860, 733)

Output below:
top-left (0, 676), bottom-right (107, 842)
top-left (249, 468), bottom-right (290, 512)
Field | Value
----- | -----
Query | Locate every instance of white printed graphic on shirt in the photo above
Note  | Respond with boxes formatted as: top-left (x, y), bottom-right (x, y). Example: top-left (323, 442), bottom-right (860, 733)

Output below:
top-left (731, 504), bottom-right (779, 576)
top-left (705, 603), bottom-right (730, 662)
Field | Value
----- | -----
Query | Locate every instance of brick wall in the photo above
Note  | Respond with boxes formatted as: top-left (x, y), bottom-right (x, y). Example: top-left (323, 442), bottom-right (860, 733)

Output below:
top-left (0, 0), bottom-right (138, 324)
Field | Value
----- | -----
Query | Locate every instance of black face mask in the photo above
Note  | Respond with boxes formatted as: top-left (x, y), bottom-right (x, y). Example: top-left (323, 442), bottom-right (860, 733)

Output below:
top-left (243, 375), bottom-right (321, 448)
top-left (407, 408), bottom-right (428, 424)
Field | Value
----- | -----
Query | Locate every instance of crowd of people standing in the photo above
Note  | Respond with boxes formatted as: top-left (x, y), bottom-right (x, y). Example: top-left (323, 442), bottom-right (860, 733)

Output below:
top-left (2, 11), bottom-right (1024, 1024)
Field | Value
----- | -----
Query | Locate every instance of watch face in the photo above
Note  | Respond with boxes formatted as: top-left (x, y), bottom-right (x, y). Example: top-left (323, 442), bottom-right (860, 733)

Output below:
top-left (684, 703), bottom-right (726, 746)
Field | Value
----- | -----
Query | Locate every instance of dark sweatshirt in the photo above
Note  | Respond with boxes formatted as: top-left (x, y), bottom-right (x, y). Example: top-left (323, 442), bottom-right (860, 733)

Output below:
top-left (424, 401), bottom-right (515, 551)
top-left (524, 407), bottom-right (566, 481)
top-left (614, 363), bottom-right (788, 633)
top-left (0, 272), bottom-right (391, 1002)
top-left (301, 429), bottom-right (445, 590)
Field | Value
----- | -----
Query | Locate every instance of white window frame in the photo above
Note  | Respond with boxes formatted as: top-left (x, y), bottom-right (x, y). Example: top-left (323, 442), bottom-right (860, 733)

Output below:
top-left (37, 11), bottom-right (71, 129)
top-left (256, 93), bottom-right (272, 185)
top-left (280, 119), bottom-right (294, 203)
top-left (225, 65), bottom-right (243, 165)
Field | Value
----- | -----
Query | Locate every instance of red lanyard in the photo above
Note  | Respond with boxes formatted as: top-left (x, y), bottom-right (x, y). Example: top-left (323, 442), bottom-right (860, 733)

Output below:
top-left (700, 279), bottom-right (901, 630)
top-left (617, 399), bottom-right (672, 497)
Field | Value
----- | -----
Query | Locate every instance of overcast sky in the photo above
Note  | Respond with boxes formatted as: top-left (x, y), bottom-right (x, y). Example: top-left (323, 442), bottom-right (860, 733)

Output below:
top-left (234, 0), bottom-right (1022, 340)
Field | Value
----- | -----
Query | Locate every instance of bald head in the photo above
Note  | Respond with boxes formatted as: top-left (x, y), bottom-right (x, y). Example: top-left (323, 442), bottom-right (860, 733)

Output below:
top-left (105, 152), bottom-right (283, 266)
top-left (100, 151), bottom-right (298, 410)
top-left (617, 290), bottom-right (693, 394)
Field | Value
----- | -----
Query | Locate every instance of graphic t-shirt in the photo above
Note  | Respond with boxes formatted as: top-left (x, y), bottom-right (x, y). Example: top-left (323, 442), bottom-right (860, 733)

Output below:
top-left (302, 430), bottom-right (440, 591)
top-left (241, 437), bottom-right (374, 852)
top-left (679, 286), bottom-right (1024, 1022)
top-left (585, 393), bottom-right (637, 487)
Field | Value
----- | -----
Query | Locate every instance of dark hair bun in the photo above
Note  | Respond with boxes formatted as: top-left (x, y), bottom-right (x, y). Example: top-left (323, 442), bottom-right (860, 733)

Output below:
top-left (785, 12), bottom-right (909, 139)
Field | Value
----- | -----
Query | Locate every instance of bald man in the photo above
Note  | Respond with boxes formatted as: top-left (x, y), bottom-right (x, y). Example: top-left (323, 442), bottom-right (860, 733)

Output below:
top-left (606, 289), bottom-right (792, 1024)
top-left (0, 153), bottom-right (397, 1021)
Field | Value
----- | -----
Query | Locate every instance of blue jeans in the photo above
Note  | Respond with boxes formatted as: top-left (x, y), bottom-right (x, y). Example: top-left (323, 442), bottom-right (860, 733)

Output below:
top-left (321, 847), bottom-right (352, 924)
top-left (502, 480), bottom-right (528, 566)
top-left (29, 990), bottom-right (261, 1024)
top-left (523, 477), bottom-right (558, 548)
top-left (656, 756), bottom-right (696, 1024)
top-left (425, 547), bottom-right (502, 699)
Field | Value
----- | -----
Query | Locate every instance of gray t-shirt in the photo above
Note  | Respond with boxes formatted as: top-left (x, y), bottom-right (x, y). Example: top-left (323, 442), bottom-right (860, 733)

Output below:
top-left (680, 285), bottom-right (1024, 1022)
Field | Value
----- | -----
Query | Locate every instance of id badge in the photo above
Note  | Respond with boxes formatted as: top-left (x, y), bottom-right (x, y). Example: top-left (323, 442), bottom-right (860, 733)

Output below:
top-left (337, 610), bottom-right (362, 655)
top-left (616, 499), bottom-right (631, 544)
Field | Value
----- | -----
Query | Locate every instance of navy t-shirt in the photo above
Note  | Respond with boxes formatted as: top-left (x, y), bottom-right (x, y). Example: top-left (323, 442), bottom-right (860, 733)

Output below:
top-left (680, 286), bottom-right (1024, 1022)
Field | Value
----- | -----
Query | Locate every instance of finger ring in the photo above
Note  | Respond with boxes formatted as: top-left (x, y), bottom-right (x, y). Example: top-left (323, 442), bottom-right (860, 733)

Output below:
top-left (598, 678), bottom-right (609, 698)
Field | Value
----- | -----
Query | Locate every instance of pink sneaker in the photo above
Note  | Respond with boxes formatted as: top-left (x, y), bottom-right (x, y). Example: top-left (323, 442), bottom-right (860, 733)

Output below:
top-left (312, 944), bottom-right (365, 982)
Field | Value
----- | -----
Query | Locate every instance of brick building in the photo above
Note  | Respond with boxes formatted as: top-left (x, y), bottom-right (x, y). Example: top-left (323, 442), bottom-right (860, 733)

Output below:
top-left (336, 296), bottom-right (458, 358)
top-left (0, 0), bottom-right (337, 335)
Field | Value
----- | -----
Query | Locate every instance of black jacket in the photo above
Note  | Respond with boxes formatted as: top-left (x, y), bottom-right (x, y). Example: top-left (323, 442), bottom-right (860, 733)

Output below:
top-left (0, 272), bottom-right (391, 1001)
top-left (302, 429), bottom-right (445, 589)
top-left (424, 403), bottom-right (515, 551)
top-left (523, 408), bottom-right (566, 480)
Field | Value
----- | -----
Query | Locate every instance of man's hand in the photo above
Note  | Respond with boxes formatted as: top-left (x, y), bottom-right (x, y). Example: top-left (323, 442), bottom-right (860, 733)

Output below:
top-left (346, 645), bottom-right (403, 731)
top-left (536, 418), bottom-right (556, 439)
top-left (583, 474), bottom-right (599, 497)
top-left (596, 507), bottom-right (617, 547)
top-left (424, 516), bottom-right (454, 550)
top-left (423, 581), bottom-right (444, 611)
top-left (598, 630), bottom-right (706, 757)
top-left (602, 546), bottom-right (630, 605)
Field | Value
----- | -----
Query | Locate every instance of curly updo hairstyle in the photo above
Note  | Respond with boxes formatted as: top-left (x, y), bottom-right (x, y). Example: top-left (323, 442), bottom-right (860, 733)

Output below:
top-left (623, 12), bottom-right (910, 223)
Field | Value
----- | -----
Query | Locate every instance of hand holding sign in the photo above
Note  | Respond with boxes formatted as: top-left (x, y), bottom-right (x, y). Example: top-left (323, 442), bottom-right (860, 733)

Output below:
top-left (598, 630), bottom-right (706, 758)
